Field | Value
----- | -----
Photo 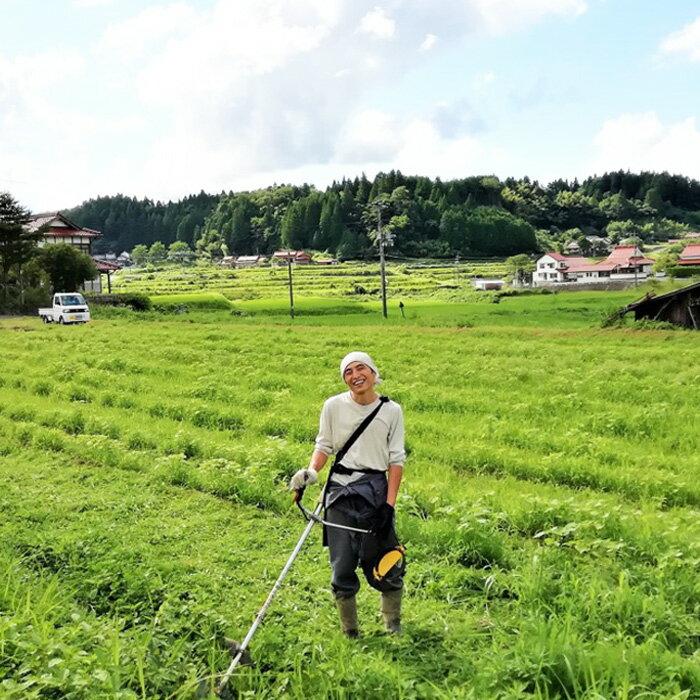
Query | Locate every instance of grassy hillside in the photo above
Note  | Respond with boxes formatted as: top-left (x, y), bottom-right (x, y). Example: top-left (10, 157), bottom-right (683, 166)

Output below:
top-left (0, 295), bottom-right (698, 699)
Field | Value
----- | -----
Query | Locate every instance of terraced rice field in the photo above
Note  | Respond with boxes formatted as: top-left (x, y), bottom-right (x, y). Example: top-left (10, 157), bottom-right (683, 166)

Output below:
top-left (0, 295), bottom-right (698, 699)
top-left (112, 260), bottom-right (509, 300)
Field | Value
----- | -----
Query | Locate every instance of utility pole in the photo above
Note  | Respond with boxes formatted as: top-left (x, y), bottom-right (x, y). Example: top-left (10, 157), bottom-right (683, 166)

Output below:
top-left (287, 255), bottom-right (295, 319)
top-left (378, 208), bottom-right (388, 319)
top-left (376, 203), bottom-right (388, 319)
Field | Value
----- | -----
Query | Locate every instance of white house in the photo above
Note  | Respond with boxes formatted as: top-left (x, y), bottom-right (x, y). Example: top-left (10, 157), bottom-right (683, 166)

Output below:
top-left (534, 246), bottom-right (654, 286)
top-left (533, 252), bottom-right (587, 284)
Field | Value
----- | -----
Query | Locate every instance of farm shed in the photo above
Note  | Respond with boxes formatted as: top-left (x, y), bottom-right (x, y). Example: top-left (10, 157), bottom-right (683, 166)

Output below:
top-left (473, 278), bottom-right (504, 291)
top-left (93, 259), bottom-right (121, 293)
top-left (623, 281), bottom-right (700, 329)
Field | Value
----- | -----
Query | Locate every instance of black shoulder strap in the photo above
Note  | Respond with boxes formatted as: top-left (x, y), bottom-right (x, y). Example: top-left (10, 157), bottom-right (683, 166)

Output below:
top-left (334, 395), bottom-right (389, 465)
top-left (321, 396), bottom-right (390, 545)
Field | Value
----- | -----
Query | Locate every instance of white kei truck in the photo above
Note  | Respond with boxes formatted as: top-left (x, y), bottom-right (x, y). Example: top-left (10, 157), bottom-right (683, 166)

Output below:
top-left (38, 293), bottom-right (91, 325)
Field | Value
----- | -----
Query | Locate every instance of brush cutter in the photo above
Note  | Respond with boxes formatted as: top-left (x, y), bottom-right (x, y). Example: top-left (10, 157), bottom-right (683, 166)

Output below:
top-left (215, 486), bottom-right (405, 696)
top-left (214, 486), bottom-right (321, 695)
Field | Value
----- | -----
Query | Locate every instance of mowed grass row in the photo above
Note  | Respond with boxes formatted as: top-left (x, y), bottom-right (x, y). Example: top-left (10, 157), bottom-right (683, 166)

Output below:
top-left (0, 309), bottom-right (699, 698)
top-left (2, 309), bottom-right (698, 503)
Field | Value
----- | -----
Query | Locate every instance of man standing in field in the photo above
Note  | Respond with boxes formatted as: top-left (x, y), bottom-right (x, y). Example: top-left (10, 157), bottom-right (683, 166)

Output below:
top-left (289, 351), bottom-right (406, 638)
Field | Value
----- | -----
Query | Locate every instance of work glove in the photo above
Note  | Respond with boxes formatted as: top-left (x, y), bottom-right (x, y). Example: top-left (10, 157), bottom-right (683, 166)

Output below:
top-left (372, 503), bottom-right (395, 536)
top-left (288, 468), bottom-right (318, 491)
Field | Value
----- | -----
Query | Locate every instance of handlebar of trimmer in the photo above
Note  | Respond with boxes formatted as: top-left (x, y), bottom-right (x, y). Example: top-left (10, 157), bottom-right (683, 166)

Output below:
top-left (292, 484), bottom-right (370, 535)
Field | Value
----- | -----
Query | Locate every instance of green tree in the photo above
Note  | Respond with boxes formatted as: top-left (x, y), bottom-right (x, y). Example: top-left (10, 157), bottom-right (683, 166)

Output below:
top-left (336, 229), bottom-right (363, 260)
top-left (653, 243), bottom-right (684, 274)
top-left (40, 244), bottom-right (97, 293)
top-left (439, 208), bottom-right (471, 253)
top-left (167, 241), bottom-right (193, 264)
top-left (643, 187), bottom-right (664, 214)
top-left (643, 218), bottom-right (690, 242)
top-left (195, 227), bottom-right (226, 259)
top-left (0, 192), bottom-right (39, 302)
top-left (131, 244), bottom-right (149, 266)
top-left (148, 241), bottom-right (166, 263)
top-left (314, 196), bottom-right (334, 250)
top-left (599, 193), bottom-right (650, 223)
top-left (606, 219), bottom-right (640, 243)
top-left (228, 198), bottom-right (254, 253)
top-left (465, 207), bottom-right (538, 256)
top-left (550, 190), bottom-right (602, 230)
top-left (505, 254), bottom-right (535, 286)
top-left (280, 200), bottom-right (306, 250)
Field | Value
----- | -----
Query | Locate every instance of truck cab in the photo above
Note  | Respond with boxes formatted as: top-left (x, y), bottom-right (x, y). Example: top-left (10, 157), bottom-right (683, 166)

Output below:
top-left (39, 293), bottom-right (91, 324)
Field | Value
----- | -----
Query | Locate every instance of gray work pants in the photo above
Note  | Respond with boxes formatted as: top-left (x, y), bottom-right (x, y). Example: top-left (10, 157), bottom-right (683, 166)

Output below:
top-left (326, 494), bottom-right (403, 598)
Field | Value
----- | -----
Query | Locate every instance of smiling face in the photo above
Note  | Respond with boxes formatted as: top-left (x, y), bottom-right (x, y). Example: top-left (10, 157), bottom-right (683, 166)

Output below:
top-left (343, 361), bottom-right (377, 401)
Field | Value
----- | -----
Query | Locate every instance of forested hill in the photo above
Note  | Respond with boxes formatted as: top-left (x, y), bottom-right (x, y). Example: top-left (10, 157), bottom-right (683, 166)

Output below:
top-left (66, 170), bottom-right (700, 258)
top-left (66, 192), bottom-right (220, 255)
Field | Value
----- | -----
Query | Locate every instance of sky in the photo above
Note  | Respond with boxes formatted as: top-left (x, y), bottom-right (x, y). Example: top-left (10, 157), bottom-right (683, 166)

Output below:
top-left (2, 0), bottom-right (700, 212)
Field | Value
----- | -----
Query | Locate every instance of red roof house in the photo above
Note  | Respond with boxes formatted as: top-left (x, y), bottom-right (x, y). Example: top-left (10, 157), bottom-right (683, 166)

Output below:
top-left (677, 244), bottom-right (700, 266)
top-left (272, 250), bottom-right (312, 264)
top-left (28, 212), bottom-right (108, 292)
top-left (534, 246), bottom-right (653, 285)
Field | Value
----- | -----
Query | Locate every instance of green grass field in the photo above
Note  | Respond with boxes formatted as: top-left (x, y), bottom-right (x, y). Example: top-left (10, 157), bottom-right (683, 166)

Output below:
top-left (1, 287), bottom-right (698, 699)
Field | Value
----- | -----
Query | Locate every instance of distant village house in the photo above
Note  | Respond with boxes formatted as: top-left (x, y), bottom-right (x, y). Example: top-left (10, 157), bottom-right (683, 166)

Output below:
top-left (28, 212), bottom-right (117, 292)
top-left (677, 243), bottom-right (700, 267)
top-left (271, 250), bottom-right (312, 265)
top-left (533, 246), bottom-right (653, 286)
top-left (235, 255), bottom-right (266, 268)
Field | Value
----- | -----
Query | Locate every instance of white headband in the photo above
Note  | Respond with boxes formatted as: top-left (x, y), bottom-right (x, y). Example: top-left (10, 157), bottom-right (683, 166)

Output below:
top-left (340, 351), bottom-right (382, 384)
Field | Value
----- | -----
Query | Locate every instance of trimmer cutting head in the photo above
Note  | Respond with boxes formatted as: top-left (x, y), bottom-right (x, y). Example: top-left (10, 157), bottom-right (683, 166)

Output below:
top-left (223, 638), bottom-right (253, 665)
top-left (194, 639), bottom-right (252, 698)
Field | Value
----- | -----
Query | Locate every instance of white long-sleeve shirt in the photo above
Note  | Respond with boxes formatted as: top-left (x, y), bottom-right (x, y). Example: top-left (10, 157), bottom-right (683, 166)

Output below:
top-left (314, 392), bottom-right (405, 486)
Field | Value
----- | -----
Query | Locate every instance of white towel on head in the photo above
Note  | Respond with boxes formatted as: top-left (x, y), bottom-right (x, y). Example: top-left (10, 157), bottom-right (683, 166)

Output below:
top-left (339, 351), bottom-right (382, 384)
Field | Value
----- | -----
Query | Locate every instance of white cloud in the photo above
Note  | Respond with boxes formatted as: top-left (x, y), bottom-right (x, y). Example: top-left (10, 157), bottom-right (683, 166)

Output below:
top-left (474, 71), bottom-right (496, 89)
top-left (1, 0), bottom-right (593, 209)
top-left (393, 119), bottom-right (484, 179)
top-left (419, 33), bottom-right (437, 52)
top-left (222, 116), bottom-right (490, 196)
top-left (336, 109), bottom-right (401, 162)
top-left (590, 112), bottom-right (700, 178)
top-left (335, 109), bottom-right (485, 177)
top-left (475, 0), bottom-right (587, 34)
top-left (357, 7), bottom-right (395, 39)
top-left (99, 3), bottom-right (199, 61)
top-left (0, 49), bottom-right (85, 124)
top-left (73, 0), bottom-right (117, 7)
top-left (659, 16), bottom-right (700, 62)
